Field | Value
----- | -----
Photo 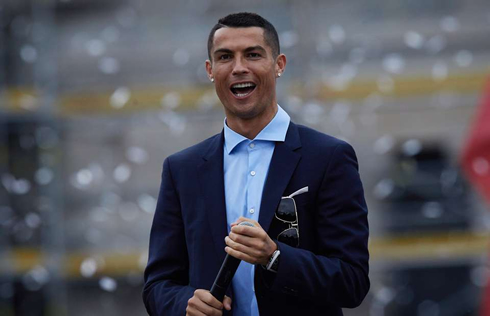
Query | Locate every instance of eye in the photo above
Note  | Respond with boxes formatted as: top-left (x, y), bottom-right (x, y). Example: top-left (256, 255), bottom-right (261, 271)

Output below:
top-left (248, 52), bottom-right (261, 58)
top-left (219, 54), bottom-right (231, 60)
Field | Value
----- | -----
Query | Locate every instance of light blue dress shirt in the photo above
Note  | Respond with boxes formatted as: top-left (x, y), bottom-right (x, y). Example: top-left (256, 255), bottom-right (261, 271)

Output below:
top-left (223, 105), bottom-right (290, 316)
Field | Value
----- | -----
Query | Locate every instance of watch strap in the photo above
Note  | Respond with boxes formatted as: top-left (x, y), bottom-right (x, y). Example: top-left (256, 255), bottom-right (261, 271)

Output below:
top-left (266, 249), bottom-right (280, 273)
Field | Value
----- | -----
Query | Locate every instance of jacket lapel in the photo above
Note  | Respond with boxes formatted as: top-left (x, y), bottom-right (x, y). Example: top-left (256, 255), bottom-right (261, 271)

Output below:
top-left (259, 122), bottom-right (302, 232)
top-left (197, 131), bottom-right (228, 261)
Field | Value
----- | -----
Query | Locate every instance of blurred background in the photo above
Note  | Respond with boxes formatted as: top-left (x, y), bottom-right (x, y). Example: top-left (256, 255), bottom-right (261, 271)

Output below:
top-left (1, 0), bottom-right (490, 315)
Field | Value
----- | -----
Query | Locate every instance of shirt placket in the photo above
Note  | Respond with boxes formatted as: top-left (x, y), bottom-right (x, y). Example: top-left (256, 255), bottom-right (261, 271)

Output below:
top-left (245, 141), bottom-right (259, 222)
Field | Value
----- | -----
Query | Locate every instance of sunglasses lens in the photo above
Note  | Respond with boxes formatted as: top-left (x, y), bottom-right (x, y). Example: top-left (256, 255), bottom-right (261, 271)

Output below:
top-left (278, 228), bottom-right (299, 247)
top-left (277, 198), bottom-right (297, 223)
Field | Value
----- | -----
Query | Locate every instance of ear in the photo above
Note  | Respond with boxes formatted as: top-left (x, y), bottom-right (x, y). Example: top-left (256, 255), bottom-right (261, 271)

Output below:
top-left (205, 60), bottom-right (213, 81)
top-left (275, 54), bottom-right (287, 77)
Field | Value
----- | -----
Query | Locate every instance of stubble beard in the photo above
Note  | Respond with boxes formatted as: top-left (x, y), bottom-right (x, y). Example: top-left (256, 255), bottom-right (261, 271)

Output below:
top-left (224, 95), bottom-right (274, 121)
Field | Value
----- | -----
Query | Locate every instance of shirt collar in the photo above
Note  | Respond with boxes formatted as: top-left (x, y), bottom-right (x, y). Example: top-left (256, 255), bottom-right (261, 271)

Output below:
top-left (224, 105), bottom-right (291, 154)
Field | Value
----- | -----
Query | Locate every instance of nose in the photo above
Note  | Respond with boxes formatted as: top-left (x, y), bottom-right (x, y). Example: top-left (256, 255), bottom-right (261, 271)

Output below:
top-left (232, 57), bottom-right (249, 76)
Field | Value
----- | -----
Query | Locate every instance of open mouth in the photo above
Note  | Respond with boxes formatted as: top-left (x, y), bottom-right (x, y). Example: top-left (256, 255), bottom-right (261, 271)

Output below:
top-left (230, 82), bottom-right (256, 98)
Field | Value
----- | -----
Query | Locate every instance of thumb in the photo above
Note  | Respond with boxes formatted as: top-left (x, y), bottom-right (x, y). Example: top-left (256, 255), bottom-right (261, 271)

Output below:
top-left (223, 295), bottom-right (232, 311)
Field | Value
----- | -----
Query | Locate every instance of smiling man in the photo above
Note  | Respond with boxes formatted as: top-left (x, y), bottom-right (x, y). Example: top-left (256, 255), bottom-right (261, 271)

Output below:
top-left (143, 12), bottom-right (370, 316)
top-left (205, 24), bottom-right (285, 140)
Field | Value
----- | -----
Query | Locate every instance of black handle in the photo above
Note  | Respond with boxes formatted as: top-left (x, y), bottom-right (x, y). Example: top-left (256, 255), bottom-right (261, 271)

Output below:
top-left (210, 255), bottom-right (241, 302)
top-left (210, 222), bottom-right (254, 301)
top-left (210, 282), bottom-right (226, 302)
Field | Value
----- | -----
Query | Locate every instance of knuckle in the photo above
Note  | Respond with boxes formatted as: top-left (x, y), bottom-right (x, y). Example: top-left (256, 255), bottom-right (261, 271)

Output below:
top-left (254, 240), bottom-right (262, 249)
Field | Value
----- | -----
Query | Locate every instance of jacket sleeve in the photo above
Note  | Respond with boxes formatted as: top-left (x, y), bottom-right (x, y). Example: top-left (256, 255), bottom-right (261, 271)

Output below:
top-left (257, 141), bottom-right (370, 308)
top-left (143, 157), bottom-right (195, 315)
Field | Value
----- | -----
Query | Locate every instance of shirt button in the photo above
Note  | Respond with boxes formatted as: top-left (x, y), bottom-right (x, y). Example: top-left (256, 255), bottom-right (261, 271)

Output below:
top-left (250, 171), bottom-right (256, 176)
top-left (249, 143), bottom-right (255, 148)
top-left (249, 208), bottom-right (255, 214)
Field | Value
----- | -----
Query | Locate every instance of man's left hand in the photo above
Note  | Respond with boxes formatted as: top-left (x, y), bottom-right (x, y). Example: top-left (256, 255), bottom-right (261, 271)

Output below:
top-left (225, 217), bottom-right (277, 266)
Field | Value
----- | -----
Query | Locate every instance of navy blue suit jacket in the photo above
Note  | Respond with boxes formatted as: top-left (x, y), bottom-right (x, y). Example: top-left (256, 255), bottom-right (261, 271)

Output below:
top-left (143, 122), bottom-right (370, 315)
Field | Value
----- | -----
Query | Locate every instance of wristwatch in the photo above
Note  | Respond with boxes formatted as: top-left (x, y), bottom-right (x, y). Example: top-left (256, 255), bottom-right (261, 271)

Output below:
top-left (266, 249), bottom-right (280, 273)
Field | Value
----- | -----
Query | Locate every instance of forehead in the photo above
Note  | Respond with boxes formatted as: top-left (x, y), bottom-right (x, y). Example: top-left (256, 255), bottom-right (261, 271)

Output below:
top-left (212, 26), bottom-right (269, 52)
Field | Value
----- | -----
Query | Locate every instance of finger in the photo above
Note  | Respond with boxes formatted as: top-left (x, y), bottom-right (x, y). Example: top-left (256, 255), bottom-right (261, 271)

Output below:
top-left (237, 217), bottom-right (261, 228)
top-left (225, 236), bottom-right (246, 253)
top-left (230, 224), bottom-right (262, 237)
top-left (187, 298), bottom-right (213, 316)
top-left (223, 296), bottom-right (232, 311)
top-left (228, 233), bottom-right (270, 259)
top-left (186, 306), bottom-right (207, 316)
top-left (188, 290), bottom-right (223, 316)
top-left (225, 236), bottom-right (263, 258)
top-left (194, 289), bottom-right (223, 310)
top-left (189, 298), bottom-right (220, 316)
top-left (225, 246), bottom-right (257, 264)
top-left (227, 232), bottom-right (256, 247)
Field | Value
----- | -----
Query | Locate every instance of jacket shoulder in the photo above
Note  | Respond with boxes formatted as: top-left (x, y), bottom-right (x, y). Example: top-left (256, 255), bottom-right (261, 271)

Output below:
top-left (167, 132), bottom-right (221, 164)
top-left (295, 123), bottom-right (351, 151)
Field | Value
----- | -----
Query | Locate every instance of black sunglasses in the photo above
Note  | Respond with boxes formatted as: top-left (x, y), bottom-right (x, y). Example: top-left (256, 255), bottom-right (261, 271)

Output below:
top-left (275, 197), bottom-right (299, 247)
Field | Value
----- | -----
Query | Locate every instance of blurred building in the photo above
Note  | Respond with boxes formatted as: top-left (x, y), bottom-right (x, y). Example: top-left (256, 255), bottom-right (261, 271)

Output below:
top-left (1, 0), bottom-right (490, 315)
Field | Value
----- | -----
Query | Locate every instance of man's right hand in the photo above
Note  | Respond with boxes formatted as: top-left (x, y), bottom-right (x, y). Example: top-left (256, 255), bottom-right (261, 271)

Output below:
top-left (186, 289), bottom-right (232, 316)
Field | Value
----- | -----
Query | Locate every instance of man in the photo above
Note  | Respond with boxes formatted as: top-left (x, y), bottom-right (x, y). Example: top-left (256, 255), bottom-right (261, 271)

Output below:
top-left (143, 12), bottom-right (369, 316)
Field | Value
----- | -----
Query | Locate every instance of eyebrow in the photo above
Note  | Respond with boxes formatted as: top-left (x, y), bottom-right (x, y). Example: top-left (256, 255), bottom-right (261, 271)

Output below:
top-left (213, 45), bottom-right (267, 57)
top-left (244, 46), bottom-right (267, 54)
top-left (213, 48), bottom-right (233, 56)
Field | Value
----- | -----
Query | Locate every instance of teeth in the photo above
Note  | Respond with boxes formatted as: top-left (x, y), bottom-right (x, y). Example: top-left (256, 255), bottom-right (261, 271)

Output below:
top-left (232, 82), bottom-right (255, 88)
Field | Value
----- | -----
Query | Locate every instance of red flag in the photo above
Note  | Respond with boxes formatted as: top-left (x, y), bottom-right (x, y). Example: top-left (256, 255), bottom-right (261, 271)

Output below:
top-left (461, 77), bottom-right (490, 316)
top-left (461, 78), bottom-right (490, 204)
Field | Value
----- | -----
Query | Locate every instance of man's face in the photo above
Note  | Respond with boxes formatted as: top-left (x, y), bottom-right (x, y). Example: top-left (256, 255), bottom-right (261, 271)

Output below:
top-left (206, 27), bottom-right (285, 123)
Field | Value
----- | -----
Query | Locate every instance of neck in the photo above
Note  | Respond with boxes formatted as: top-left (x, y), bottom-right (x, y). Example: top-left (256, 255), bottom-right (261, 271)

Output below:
top-left (227, 104), bottom-right (278, 140)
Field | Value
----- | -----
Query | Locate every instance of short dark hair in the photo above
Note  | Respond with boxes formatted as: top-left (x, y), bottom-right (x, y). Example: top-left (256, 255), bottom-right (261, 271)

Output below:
top-left (207, 12), bottom-right (280, 61)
